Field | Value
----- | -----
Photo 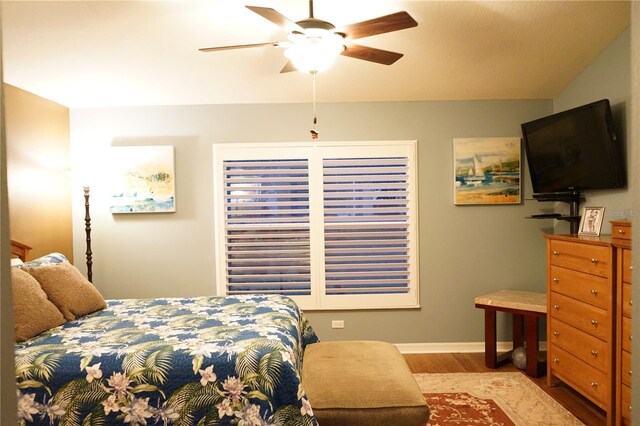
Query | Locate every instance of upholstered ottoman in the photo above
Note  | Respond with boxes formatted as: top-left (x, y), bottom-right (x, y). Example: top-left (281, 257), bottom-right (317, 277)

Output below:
top-left (302, 340), bottom-right (430, 426)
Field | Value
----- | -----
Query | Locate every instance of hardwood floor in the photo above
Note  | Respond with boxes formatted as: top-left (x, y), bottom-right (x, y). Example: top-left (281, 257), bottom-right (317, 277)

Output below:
top-left (404, 352), bottom-right (606, 426)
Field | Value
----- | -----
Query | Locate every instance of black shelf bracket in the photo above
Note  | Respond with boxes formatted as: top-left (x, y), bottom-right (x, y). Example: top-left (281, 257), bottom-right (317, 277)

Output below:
top-left (532, 190), bottom-right (583, 234)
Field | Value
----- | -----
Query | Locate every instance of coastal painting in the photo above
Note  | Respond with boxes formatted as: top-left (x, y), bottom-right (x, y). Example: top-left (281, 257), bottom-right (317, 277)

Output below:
top-left (109, 146), bottom-right (176, 213)
top-left (453, 137), bottom-right (521, 205)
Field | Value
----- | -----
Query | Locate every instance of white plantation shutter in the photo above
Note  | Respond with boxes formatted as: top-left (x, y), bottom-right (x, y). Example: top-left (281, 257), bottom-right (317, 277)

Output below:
top-left (221, 158), bottom-right (312, 297)
top-left (323, 157), bottom-right (411, 295)
top-left (213, 142), bottom-right (419, 310)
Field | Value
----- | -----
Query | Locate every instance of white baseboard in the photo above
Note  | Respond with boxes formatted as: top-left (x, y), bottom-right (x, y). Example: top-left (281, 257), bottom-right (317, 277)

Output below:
top-left (395, 341), bottom-right (548, 354)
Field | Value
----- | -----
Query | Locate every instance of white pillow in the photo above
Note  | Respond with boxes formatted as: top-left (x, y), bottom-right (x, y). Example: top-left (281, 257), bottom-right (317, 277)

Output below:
top-left (10, 258), bottom-right (24, 267)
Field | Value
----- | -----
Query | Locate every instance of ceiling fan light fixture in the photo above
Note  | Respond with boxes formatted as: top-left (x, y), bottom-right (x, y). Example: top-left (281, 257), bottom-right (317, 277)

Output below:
top-left (284, 31), bottom-right (345, 73)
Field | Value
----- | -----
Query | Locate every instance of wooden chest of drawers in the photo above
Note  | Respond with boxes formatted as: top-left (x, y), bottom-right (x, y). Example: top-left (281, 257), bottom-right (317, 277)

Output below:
top-left (546, 234), bottom-right (615, 424)
top-left (612, 220), bottom-right (632, 425)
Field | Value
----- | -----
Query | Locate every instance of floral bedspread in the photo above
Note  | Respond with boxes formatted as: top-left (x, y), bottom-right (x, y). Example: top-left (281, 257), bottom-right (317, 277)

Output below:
top-left (15, 294), bottom-right (319, 426)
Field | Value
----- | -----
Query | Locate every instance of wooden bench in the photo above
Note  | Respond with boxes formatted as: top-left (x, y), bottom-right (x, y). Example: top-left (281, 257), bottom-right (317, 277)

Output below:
top-left (302, 340), bottom-right (430, 426)
top-left (474, 290), bottom-right (547, 378)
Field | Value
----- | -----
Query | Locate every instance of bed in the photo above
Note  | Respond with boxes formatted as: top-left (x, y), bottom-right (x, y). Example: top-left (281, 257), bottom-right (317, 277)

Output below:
top-left (10, 239), bottom-right (31, 262)
top-left (11, 244), bottom-right (319, 426)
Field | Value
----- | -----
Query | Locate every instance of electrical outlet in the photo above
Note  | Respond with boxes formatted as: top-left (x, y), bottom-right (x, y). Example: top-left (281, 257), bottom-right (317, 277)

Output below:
top-left (331, 320), bottom-right (344, 329)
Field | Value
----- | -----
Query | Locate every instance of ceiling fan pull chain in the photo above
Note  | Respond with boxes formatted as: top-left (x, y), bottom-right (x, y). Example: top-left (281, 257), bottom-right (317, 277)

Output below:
top-left (310, 72), bottom-right (319, 139)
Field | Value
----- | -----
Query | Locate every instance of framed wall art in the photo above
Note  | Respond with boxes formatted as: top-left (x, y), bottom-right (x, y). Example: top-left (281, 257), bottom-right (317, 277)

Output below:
top-left (109, 145), bottom-right (176, 213)
top-left (453, 137), bottom-right (521, 205)
top-left (578, 206), bottom-right (605, 236)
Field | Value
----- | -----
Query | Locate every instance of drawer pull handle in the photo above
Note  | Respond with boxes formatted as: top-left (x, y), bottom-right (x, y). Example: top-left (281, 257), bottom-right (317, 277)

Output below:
top-left (590, 289), bottom-right (598, 295)
top-left (591, 350), bottom-right (598, 357)
top-left (619, 229), bottom-right (626, 235)
top-left (630, 265), bottom-right (634, 271)
top-left (591, 320), bottom-right (598, 326)
top-left (553, 278), bottom-right (559, 283)
top-left (553, 250), bottom-right (560, 256)
top-left (590, 382), bottom-right (598, 388)
top-left (553, 304), bottom-right (560, 310)
top-left (591, 258), bottom-right (598, 264)
top-left (630, 300), bottom-right (633, 306)
top-left (553, 358), bottom-right (559, 363)
top-left (553, 331), bottom-right (559, 336)
top-left (628, 370), bottom-right (632, 376)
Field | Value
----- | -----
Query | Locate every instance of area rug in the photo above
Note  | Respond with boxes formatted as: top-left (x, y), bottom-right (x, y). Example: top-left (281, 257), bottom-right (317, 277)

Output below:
top-left (413, 372), bottom-right (584, 426)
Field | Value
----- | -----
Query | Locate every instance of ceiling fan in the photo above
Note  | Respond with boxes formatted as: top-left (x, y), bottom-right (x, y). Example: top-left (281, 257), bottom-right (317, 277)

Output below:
top-left (199, 0), bottom-right (418, 74)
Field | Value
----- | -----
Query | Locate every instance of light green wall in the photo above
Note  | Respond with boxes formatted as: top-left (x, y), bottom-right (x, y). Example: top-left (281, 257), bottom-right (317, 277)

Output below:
top-left (71, 99), bottom-right (553, 344)
top-left (553, 28), bottom-right (632, 235)
top-left (68, 26), bottom-right (632, 347)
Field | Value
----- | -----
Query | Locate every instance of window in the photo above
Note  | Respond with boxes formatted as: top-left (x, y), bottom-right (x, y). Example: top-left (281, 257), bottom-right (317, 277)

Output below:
top-left (213, 141), bottom-right (419, 310)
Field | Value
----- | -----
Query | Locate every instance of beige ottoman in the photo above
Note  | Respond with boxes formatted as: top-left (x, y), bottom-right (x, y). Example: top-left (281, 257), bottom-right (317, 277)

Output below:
top-left (302, 340), bottom-right (430, 426)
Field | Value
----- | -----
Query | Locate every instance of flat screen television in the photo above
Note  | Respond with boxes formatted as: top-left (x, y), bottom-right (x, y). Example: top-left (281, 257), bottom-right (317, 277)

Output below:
top-left (521, 99), bottom-right (626, 197)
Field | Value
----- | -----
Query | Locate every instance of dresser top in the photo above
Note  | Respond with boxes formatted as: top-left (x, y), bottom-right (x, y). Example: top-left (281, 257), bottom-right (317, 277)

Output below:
top-left (545, 233), bottom-right (613, 246)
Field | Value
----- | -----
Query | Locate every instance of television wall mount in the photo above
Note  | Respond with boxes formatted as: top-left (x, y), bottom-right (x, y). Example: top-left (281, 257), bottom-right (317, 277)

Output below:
top-left (531, 190), bottom-right (583, 234)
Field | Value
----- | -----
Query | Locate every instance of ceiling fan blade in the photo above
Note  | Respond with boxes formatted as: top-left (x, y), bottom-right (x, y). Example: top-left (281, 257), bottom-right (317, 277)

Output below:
top-left (341, 43), bottom-right (404, 65)
top-left (280, 61), bottom-right (298, 73)
top-left (246, 6), bottom-right (303, 33)
top-left (340, 11), bottom-right (418, 40)
top-left (199, 42), bottom-right (279, 52)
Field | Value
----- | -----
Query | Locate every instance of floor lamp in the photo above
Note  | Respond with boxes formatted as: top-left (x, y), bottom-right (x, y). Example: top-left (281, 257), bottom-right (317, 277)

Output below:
top-left (84, 186), bottom-right (93, 283)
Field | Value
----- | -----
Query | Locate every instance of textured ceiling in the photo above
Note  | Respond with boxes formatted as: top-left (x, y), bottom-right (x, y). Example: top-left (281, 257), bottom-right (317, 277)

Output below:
top-left (1, 0), bottom-right (631, 108)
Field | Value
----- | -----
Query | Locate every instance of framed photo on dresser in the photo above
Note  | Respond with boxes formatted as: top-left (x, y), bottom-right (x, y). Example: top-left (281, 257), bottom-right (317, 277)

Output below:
top-left (578, 206), bottom-right (605, 236)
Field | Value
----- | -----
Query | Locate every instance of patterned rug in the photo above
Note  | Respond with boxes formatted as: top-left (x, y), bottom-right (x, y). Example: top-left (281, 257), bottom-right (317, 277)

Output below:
top-left (413, 372), bottom-right (584, 426)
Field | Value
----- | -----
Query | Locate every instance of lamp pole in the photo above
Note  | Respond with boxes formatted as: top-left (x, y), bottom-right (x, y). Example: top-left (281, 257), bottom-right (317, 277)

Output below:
top-left (83, 186), bottom-right (93, 283)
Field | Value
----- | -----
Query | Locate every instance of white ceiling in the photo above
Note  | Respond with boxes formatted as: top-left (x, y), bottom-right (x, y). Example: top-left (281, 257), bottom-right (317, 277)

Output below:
top-left (2, 1), bottom-right (631, 108)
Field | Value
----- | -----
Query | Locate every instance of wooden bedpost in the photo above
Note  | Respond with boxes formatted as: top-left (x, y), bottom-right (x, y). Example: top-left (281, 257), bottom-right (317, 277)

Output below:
top-left (84, 186), bottom-right (93, 283)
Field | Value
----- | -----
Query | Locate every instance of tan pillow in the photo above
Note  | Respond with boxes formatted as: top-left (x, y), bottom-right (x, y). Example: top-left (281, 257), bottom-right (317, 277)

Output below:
top-left (12, 267), bottom-right (66, 342)
top-left (25, 262), bottom-right (106, 321)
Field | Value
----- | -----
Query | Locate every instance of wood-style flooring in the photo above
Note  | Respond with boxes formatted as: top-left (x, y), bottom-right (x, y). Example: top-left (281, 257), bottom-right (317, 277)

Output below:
top-left (403, 352), bottom-right (606, 426)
